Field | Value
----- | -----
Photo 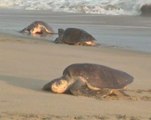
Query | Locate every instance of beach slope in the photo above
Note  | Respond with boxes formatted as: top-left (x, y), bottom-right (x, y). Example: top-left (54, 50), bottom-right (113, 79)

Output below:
top-left (0, 33), bottom-right (151, 120)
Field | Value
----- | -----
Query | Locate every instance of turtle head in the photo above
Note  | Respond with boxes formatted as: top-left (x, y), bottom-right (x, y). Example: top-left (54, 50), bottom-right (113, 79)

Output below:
top-left (51, 78), bottom-right (68, 94)
top-left (54, 28), bottom-right (65, 43)
top-left (58, 28), bottom-right (64, 36)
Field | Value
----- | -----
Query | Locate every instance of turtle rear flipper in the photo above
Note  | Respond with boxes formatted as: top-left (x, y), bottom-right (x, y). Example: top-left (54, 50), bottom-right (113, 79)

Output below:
top-left (101, 89), bottom-right (132, 100)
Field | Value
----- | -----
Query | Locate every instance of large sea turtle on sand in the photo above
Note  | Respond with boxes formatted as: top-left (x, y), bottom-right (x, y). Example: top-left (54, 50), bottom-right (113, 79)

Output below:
top-left (20, 21), bottom-right (54, 36)
top-left (54, 28), bottom-right (96, 46)
top-left (43, 63), bottom-right (133, 98)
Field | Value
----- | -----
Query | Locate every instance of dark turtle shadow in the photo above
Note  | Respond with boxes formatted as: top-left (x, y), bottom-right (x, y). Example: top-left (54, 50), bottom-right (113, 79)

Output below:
top-left (0, 74), bottom-right (47, 92)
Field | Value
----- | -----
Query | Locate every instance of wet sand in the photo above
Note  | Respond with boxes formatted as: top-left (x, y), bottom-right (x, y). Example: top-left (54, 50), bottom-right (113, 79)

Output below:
top-left (0, 9), bottom-right (151, 52)
top-left (0, 10), bottom-right (151, 119)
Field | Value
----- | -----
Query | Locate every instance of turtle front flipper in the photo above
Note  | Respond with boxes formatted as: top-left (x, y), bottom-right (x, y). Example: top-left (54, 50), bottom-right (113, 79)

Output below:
top-left (19, 28), bottom-right (30, 34)
top-left (69, 78), bottom-right (87, 96)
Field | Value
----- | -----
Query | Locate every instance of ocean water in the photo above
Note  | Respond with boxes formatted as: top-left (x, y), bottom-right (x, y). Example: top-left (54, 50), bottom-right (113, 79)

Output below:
top-left (0, 0), bottom-right (151, 15)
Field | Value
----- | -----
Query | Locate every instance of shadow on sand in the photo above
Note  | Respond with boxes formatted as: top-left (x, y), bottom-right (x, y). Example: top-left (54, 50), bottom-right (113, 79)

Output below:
top-left (0, 74), bottom-right (47, 91)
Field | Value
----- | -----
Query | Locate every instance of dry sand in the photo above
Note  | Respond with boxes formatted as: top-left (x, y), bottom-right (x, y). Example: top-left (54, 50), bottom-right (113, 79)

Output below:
top-left (0, 33), bottom-right (151, 120)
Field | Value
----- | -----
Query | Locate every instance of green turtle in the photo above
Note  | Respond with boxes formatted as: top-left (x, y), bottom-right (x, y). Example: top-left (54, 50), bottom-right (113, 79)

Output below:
top-left (43, 63), bottom-right (133, 97)
top-left (20, 21), bottom-right (54, 36)
top-left (54, 28), bottom-right (96, 46)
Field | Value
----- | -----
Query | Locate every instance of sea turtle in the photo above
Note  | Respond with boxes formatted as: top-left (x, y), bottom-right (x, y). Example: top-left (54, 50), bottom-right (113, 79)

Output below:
top-left (43, 63), bottom-right (134, 98)
top-left (20, 21), bottom-right (54, 36)
top-left (54, 28), bottom-right (96, 46)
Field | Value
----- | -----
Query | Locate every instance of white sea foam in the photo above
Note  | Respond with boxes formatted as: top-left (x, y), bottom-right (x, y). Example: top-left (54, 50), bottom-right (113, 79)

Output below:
top-left (0, 0), bottom-right (151, 15)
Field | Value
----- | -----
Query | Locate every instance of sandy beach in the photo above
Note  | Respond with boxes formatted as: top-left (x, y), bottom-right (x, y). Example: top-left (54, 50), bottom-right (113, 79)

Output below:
top-left (0, 10), bottom-right (151, 119)
top-left (0, 33), bottom-right (151, 120)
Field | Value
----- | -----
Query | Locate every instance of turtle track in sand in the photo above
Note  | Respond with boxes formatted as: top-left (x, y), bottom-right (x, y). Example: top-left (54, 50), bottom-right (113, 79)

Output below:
top-left (70, 87), bottom-right (151, 101)
top-left (0, 112), bottom-right (151, 120)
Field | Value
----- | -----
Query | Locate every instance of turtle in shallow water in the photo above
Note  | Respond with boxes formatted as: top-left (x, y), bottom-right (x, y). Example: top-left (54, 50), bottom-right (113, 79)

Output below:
top-left (20, 21), bottom-right (54, 36)
top-left (43, 63), bottom-right (134, 98)
top-left (54, 28), bottom-right (96, 46)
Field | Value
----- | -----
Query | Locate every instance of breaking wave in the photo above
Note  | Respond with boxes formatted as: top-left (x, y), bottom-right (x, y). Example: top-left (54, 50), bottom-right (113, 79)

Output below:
top-left (0, 0), bottom-right (151, 15)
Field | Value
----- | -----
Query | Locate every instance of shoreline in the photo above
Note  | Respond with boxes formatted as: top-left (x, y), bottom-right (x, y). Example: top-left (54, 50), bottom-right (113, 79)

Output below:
top-left (0, 9), bottom-right (151, 53)
top-left (1, 31), bottom-right (151, 54)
